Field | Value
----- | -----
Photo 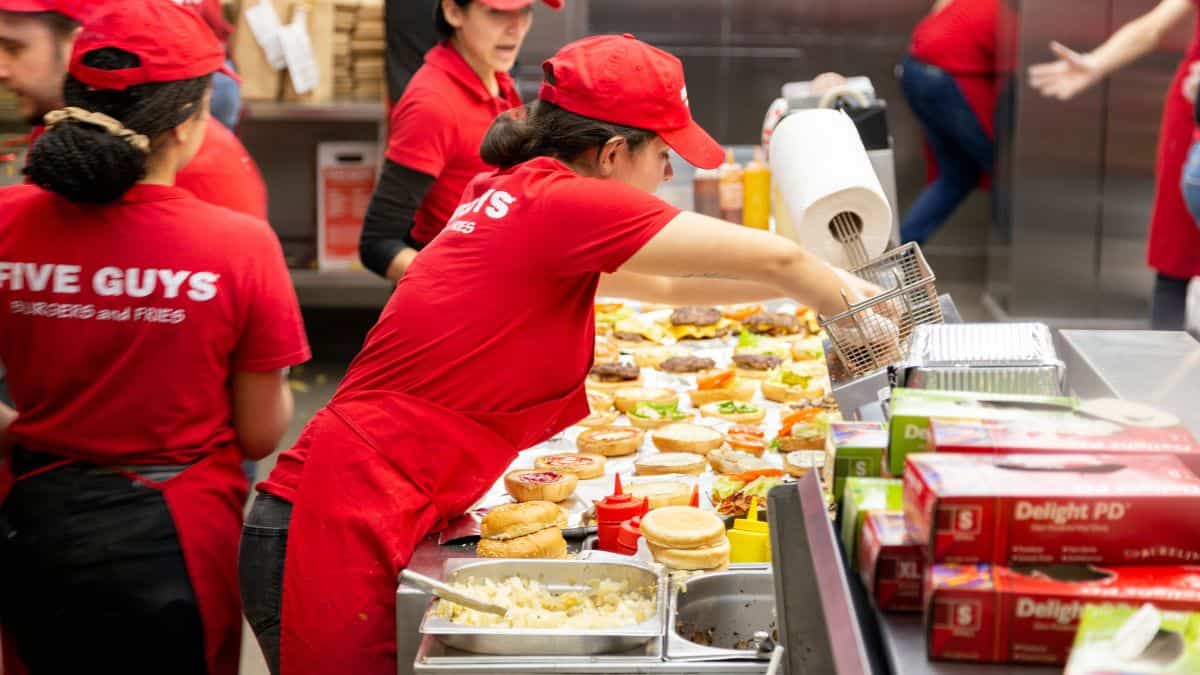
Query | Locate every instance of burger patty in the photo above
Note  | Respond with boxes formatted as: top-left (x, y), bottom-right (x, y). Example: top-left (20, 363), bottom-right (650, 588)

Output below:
top-left (659, 355), bottom-right (716, 373)
top-left (589, 362), bottom-right (640, 382)
top-left (733, 353), bottom-right (783, 371)
top-left (670, 306), bottom-right (721, 327)
top-left (613, 332), bottom-right (646, 342)
top-left (743, 312), bottom-right (801, 336)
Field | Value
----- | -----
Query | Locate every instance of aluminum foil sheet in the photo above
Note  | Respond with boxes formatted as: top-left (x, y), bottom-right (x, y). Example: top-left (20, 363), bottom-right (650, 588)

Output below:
top-left (901, 323), bottom-right (1066, 396)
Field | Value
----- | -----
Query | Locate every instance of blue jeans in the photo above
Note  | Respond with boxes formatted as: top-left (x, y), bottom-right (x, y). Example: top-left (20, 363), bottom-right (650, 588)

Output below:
top-left (210, 59), bottom-right (242, 130)
top-left (1180, 140), bottom-right (1200, 231)
top-left (899, 55), bottom-right (995, 245)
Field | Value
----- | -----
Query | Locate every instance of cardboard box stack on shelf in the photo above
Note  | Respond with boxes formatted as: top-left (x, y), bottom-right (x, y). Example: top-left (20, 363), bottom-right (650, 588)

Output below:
top-left (832, 388), bottom-right (1200, 669)
top-left (333, 0), bottom-right (385, 102)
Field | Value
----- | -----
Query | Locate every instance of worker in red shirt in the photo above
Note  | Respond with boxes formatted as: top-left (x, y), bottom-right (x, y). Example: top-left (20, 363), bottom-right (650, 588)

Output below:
top-left (900, 0), bottom-right (1002, 245)
top-left (0, 2), bottom-right (309, 674)
top-left (242, 34), bottom-right (880, 675)
top-left (358, 0), bottom-right (562, 280)
top-left (0, 0), bottom-right (267, 219)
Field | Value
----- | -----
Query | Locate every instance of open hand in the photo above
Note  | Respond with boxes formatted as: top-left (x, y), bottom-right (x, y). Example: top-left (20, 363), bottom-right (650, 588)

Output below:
top-left (1028, 41), bottom-right (1101, 100)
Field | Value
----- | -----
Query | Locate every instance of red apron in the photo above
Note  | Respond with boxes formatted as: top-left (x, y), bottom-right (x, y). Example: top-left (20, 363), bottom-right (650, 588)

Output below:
top-left (0, 448), bottom-right (247, 675)
top-left (1147, 17), bottom-right (1200, 279)
top-left (279, 387), bottom-right (585, 675)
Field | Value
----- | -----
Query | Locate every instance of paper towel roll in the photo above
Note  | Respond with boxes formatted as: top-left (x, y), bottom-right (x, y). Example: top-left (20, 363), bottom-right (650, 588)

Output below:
top-left (768, 109), bottom-right (892, 269)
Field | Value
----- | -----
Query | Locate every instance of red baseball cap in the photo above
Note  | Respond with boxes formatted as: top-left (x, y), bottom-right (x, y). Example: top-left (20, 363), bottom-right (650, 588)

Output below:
top-left (68, 0), bottom-right (235, 91)
top-left (539, 34), bottom-right (723, 169)
top-left (478, 0), bottom-right (563, 9)
top-left (0, 0), bottom-right (86, 20)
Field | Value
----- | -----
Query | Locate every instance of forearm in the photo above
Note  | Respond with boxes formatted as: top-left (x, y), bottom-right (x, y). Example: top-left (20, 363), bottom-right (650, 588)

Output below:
top-left (358, 160), bottom-right (434, 279)
top-left (1091, 0), bottom-right (1192, 76)
top-left (599, 271), bottom-right (782, 305)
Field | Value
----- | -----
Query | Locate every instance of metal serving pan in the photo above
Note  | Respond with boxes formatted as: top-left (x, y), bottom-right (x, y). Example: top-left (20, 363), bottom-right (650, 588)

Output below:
top-left (418, 557), bottom-right (667, 656)
top-left (899, 322), bottom-right (1066, 396)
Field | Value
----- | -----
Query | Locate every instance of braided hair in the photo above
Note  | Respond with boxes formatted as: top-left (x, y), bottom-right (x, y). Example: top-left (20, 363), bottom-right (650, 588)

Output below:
top-left (25, 47), bottom-right (211, 204)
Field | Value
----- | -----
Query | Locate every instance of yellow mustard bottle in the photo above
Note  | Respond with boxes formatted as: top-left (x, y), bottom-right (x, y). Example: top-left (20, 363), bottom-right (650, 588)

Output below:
top-left (742, 146), bottom-right (771, 230)
top-left (727, 496), bottom-right (771, 563)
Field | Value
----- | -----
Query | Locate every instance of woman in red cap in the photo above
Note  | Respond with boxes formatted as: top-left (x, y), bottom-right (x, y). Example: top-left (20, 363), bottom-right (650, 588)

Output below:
top-left (245, 34), bottom-right (878, 675)
top-left (0, 2), bottom-right (308, 674)
top-left (358, 0), bottom-right (560, 280)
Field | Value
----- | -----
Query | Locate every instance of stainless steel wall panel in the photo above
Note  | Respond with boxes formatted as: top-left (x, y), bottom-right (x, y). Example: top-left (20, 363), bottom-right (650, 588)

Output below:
top-left (588, 0), bottom-right (726, 45)
top-left (728, 0), bottom-right (830, 46)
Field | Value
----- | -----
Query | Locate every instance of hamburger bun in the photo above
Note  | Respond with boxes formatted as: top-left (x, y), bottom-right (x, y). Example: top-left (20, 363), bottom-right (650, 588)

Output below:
top-left (699, 401), bottom-right (767, 424)
top-left (577, 408), bottom-right (619, 428)
top-left (776, 435), bottom-right (825, 452)
top-left (707, 448), bottom-right (773, 474)
top-left (648, 538), bottom-right (731, 571)
top-left (783, 450), bottom-right (827, 477)
top-left (634, 452), bottom-right (706, 476)
top-left (652, 423), bottom-right (724, 454)
top-left (586, 374), bottom-right (644, 393)
top-left (479, 501), bottom-right (566, 540)
top-left (613, 387), bottom-right (679, 414)
top-left (594, 339), bottom-right (619, 365)
top-left (639, 506), bottom-right (727, 549)
top-left (688, 378), bottom-right (757, 407)
top-left (627, 408), bottom-right (695, 430)
top-left (761, 379), bottom-right (827, 404)
top-left (476, 526), bottom-right (568, 559)
top-left (626, 480), bottom-right (693, 509)
top-left (576, 426), bottom-right (644, 457)
top-left (535, 453), bottom-right (607, 480)
top-left (504, 470), bottom-right (578, 503)
top-left (632, 345), bottom-right (688, 369)
top-left (587, 390), bottom-right (615, 411)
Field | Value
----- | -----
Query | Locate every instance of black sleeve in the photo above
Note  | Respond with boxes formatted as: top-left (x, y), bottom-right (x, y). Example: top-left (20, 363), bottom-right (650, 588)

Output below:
top-left (385, 0), bottom-right (438, 104)
top-left (358, 160), bottom-right (436, 279)
top-left (1194, 92), bottom-right (1200, 127)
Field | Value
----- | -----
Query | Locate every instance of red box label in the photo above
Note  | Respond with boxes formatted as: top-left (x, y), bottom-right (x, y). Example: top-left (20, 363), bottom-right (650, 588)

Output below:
top-left (859, 512), bottom-right (926, 612)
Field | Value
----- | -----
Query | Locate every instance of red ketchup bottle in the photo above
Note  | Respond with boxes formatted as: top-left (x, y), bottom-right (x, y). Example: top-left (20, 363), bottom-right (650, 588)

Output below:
top-left (615, 498), bottom-right (650, 556)
top-left (596, 474), bottom-right (643, 552)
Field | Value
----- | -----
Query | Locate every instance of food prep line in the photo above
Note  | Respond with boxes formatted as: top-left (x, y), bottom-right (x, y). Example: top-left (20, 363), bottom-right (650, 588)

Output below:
top-left (395, 329), bottom-right (1200, 675)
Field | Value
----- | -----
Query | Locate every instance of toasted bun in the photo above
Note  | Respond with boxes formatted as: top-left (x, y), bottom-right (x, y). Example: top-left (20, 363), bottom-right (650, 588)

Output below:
top-left (649, 538), bottom-right (731, 570)
top-left (707, 448), bottom-right (773, 474)
top-left (594, 339), bottom-right (619, 364)
top-left (576, 426), bottom-right (644, 457)
top-left (577, 409), bottom-right (619, 428)
top-left (688, 379), bottom-right (757, 407)
top-left (626, 481), bottom-right (693, 509)
top-left (587, 391), bottom-right (615, 411)
top-left (761, 379), bottom-right (827, 404)
top-left (535, 453), bottom-right (607, 480)
top-left (777, 435), bottom-right (825, 452)
top-left (587, 374), bottom-right (644, 393)
top-left (640, 506), bottom-right (727, 549)
top-left (783, 450), bottom-right (827, 477)
top-left (699, 401), bottom-right (766, 424)
top-left (628, 410), bottom-right (696, 430)
top-left (476, 526), bottom-right (568, 559)
top-left (480, 501), bottom-right (566, 540)
top-left (634, 452), bottom-right (706, 476)
top-left (504, 470), bottom-right (578, 503)
top-left (652, 423), bottom-right (724, 454)
top-left (613, 387), bottom-right (679, 413)
top-left (633, 346), bottom-right (688, 369)
top-left (735, 367), bottom-right (773, 380)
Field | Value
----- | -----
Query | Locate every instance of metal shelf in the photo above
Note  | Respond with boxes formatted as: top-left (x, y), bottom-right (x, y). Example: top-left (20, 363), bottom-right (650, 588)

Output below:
top-left (243, 100), bottom-right (387, 123)
top-left (289, 268), bottom-right (393, 308)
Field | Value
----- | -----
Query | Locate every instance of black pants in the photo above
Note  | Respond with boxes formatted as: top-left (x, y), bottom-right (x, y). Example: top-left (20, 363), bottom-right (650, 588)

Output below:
top-left (0, 450), bottom-right (206, 674)
top-left (1152, 272), bottom-right (1191, 330)
top-left (240, 492), bottom-right (293, 675)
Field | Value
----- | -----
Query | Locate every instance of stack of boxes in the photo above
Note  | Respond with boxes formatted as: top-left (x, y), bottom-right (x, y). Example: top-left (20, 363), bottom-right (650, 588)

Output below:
top-left (332, 0), bottom-right (385, 102)
top-left (830, 388), bottom-right (1200, 668)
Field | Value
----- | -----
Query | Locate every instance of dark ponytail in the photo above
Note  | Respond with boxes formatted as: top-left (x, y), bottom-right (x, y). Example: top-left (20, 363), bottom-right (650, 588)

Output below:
top-left (25, 48), bottom-right (211, 204)
top-left (481, 100), bottom-right (657, 169)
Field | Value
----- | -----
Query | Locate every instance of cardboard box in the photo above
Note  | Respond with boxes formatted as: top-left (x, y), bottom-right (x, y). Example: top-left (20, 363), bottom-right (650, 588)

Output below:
top-left (930, 415), bottom-right (1200, 475)
top-left (859, 511), bottom-right (925, 612)
top-left (840, 477), bottom-right (902, 568)
top-left (1066, 603), bottom-right (1200, 674)
top-left (904, 452), bottom-right (1200, 565)
top-left (887, 388), bottom-right (1078, 476)
top-left (927, 564), bottom-right (1200, 665)
top-left (316, 142), bottom-right (380, 270)
top-left (827, 421), bottom-right (887, 501)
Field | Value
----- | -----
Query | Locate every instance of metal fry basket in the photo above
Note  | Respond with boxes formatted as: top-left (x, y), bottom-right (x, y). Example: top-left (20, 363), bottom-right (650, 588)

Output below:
top-left (819, 242), bottom-right (943, 378)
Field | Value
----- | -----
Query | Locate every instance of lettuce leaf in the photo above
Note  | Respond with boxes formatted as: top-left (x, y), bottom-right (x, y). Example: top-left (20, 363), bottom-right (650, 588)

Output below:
top-left (711, 475), bottom-right (746, 501)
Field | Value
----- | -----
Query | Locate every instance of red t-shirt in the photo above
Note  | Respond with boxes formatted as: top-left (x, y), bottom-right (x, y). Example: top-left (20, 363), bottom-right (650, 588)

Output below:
top-left (260, 157), bottom-right (680, 501)
top-left (385, 41), bottom-right (522, 246)
top-left (0, 183), bottom-right (310, 464)
top-left (177, 118), bottom-right (269, 219)
top-left (910, 0), bottom-right (1000, 137)
top-left (29, 118), bottom-right (267, 219)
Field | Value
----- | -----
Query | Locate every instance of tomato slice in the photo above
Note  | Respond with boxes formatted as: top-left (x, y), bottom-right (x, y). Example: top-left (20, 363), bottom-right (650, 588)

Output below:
top-left (723, 304), bottom-right (764, 321)
top-left (728, 468), bottom-right (784, 483)
top-left (728, 424), bottom-right (764, 438)
top-left (780, 408), bottom-right (822, 436)
top-left (727, 434), bottom-right (767, 454)
top-left (697, 369), bottom-right (735, 390)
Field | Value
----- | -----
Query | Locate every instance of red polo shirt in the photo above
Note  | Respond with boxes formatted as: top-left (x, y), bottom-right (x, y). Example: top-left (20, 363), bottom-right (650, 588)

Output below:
top-left (385, 41), bottom-right (522, 246)
top-left (0, 183), bottom-right (309, 464)
top-left (260, 157), bottom-right (680, 501)
top-left (176, 118), bottom-right (269, 219)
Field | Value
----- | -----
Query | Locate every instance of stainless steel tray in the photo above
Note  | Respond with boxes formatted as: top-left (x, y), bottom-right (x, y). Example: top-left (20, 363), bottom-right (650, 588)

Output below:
top-left (419, 557), bottom-right (667, 656)
top-left (900, 323), bottom-right (1066, 396)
